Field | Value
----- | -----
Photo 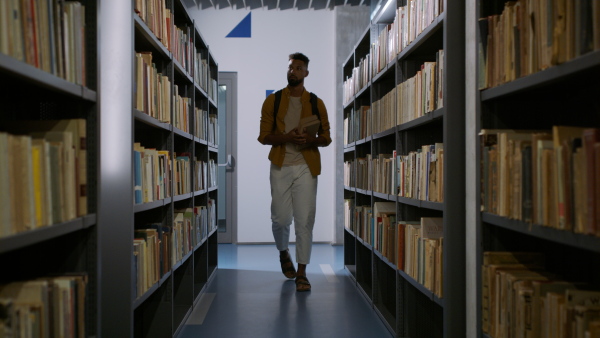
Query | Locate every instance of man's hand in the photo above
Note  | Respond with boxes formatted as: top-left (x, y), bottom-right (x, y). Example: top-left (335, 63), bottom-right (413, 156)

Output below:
top-left (265, 127), bottom-right (321, 146)
top-left (288, 127), bottom-right (306, 145)
top-left (300, 127), bottom-right (318, 145)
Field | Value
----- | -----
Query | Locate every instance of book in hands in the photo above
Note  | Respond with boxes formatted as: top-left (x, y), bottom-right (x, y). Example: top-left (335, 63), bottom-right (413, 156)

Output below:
top-left (297, 115), bottom-right (320, 150)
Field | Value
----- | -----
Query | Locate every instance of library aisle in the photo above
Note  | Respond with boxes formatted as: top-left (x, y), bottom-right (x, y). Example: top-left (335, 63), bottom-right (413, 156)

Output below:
top-left (177, 244), bottom-right (393, 337)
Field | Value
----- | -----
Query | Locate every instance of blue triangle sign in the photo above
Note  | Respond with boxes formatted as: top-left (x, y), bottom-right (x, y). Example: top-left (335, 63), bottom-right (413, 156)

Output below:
top-left (226, 12), bottom-right (251, 38)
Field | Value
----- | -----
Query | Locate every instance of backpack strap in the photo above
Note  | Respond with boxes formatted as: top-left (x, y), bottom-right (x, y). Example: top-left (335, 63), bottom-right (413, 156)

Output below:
top-left (272, 89), bottom-right (320, 130)
top-left (273, 89), bottom-right (283, 131)
top-left (309, 92), bottom-right (320, 120)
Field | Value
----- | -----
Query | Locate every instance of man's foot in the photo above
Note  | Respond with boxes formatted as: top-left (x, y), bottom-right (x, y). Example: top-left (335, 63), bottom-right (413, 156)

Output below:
top-left (279, 250), bottom-right (296, 279)
top-left (295, 275), bottom-right (311, 292)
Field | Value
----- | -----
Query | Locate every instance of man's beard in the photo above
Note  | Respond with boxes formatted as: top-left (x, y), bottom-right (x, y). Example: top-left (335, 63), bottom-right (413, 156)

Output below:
top-left (287, 76), bottom-right (302, 87)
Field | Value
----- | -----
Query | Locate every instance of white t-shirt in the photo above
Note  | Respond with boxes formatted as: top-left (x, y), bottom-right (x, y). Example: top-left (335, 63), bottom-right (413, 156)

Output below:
top-left (283, 96), bottom-right (307, 166)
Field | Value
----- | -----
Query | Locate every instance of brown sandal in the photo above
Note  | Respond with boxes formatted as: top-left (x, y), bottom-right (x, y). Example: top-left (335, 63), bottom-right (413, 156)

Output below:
top-left (279, 250), bottom-right (296, 279)
top-left (295, 275), bottom-right (311, 292)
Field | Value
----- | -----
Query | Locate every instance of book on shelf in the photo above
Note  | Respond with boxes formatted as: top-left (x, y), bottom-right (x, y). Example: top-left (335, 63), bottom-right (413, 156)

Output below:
top-left (0, 134), bottom-right (10, 236)
top-left (583, 128), bottom-right (600, 236)
top-left (395, 53), bottom-right (443, 126)
top-left (396, 143), bottom-right (443, 202)
top-left (134, 0), bottom-right (174, 51)
top-left (0, 119), bottom-right (88, 237)
top-left (173, 208), bottom-right (194, 263)
top-left (344, 198), bottom-right (355, 231)
top-left (552, 126), bottom-right (587, 230)
top-left (481, 250), bottom-right (600, 337)
top-left (3, 119), bottom-right (88, 218)
top-left (373, 202), bottom-right (395, 252)
top-left (135, 51), bottom-right (172, 123)
top-left (564, 289), bottom-right (600, 338)
top-left (134, 228), bottom-right (160, 292)
top-left (175, 153), bottom-right (191, 195)
top-left (133, 237), bottom-right (147, 297)
top-left (531, 132), bottom-right (552, 224)
top-left (133, 143), bottom-right (172, 203)
top-left (481, 251), bottom-right (545, 335)
top-left (419, 217), bottom-right (443, 293)
top-left (0, 274), bottom-right (87, 338)
top-left (496, 269), bottom-right (555, 338)
top-left (208, 198), bottom-right (217, 232)
top-left (479, 127), bottom-right (600, 234)
top-left (402, 217), bottom-right (443, 295)
top-left (1, 1), bottom-right (87, 85)
top-left (194, 205), bottom-right (209, 243)
top-left (395, 220), bottom-right (417, 272)
top-left (146, 223), bottom-right (172, 276)
top-left (134, 149), bottom-right (142, 204)
top-left (480, 0), bottom-right (600, 89)
top-left (530, 280), bottom-right (580, 338)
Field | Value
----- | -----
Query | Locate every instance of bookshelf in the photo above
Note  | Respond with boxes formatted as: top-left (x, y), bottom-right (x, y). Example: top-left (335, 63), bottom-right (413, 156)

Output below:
top-left (131, 0), bottom-right (219, 337)
top-left (0, 0), bottom-right (98, 336)
top-left (468, 0), bottom-right (600, 336)
top-left (342, 0), bottom-right (464, 336)
top-left (0, 0), bottom-right (217, 336)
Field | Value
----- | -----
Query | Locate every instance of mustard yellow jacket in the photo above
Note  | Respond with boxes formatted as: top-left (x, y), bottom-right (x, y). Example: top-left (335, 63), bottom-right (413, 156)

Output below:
top-left (257, 87), bottom-right (332, 176)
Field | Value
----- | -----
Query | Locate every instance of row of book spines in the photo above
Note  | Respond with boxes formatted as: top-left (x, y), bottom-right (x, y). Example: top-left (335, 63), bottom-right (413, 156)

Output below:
top-left (135, 52), bottom-right (172, 123)
top-left (478, 0), bottom-right (600, 90)
top-left (135, 52), bottom-right (217, 139)
top-left (134, 0), bottom-right (195, 71)
top-left (134, 144), bottom-right (216, 204)
top-left (343, 203), bottom-right (444, 296)
top-left (172, 26), bottom-right (194, 74)
top-left (396, 145), bottom-right (444, 202)
top-left (371, 54), bottom-right (444, 134)
top-left (0, 1), bottom-right (87, 86)
top-left (208, 77), bottom-right (218, 102)
top-left (343, 54), bottom-right (372, 104)
top-left (403, 218), bottom-right (443, 297)
top-left (207, 115), bottom-right (218, 145)
top-left (135, 0), bottom-right (173, 51)
top-left (0, 274), bottom-right (87, 338)
top-left (195, 107), bottom-right (208, 139)
top-left (344, 106), bottom-right (371, 144)
top-left (207, 159), bottom-right (218, 189)
top-left (133, 143), bottom-right (171, 204)
top-left (0, 119), bottom-right (87, 238)
top-left (480, 127), bottom-right (600, 236)
top-left (371, 0), bottom-right (443, 74)
top-left (195, 55), bottom-right (209, 91)
top-left (175, 95), bottom-right (217, 139)
top-left (344, 144), bottom-right (443, 202)
top-left (482, 251), bottom-right (600, 338)
top-left (134, 206), bottom-right (214, 297)
top-left (343, 0), bottom-right (444, 103)
top-left (344, 55), bottom-right (444, 142)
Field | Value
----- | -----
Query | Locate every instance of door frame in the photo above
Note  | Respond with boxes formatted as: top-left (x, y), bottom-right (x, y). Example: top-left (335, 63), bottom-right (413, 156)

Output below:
top-left (217, 72), bottom-right (238, 243)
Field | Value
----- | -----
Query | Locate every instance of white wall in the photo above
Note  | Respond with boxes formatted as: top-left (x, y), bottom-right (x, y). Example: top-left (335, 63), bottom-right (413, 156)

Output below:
top-left (188, 8), bottom-right (337, 244)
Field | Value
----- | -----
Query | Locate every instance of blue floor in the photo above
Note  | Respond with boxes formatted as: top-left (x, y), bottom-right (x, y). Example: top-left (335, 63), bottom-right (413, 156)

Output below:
top-left (177, 244), bottom-right (393, 338)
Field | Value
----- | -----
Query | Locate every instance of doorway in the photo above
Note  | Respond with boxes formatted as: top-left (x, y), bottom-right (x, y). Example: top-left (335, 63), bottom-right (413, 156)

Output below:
top-left (217, 72), bottom-right (238, 243)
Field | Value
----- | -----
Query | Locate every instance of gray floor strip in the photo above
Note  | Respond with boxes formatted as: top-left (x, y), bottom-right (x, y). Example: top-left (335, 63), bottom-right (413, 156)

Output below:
top-left (187, 293), bottom-right (215, 325)
top-left (320, 264), bottom-right (339, 283)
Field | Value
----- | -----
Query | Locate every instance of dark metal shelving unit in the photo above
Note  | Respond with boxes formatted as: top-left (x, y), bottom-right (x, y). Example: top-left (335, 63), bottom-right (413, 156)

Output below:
top-left (341, 0), bottom-right (464, 336)
top-left (127, 1), bottom-right (221, 337)
top-left (470, 1), bottom-right (600, 336)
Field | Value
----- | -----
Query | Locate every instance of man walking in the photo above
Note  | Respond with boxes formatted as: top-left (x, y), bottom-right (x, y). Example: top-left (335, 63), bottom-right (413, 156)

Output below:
top-left (257, 52), bottom-right (331, 292)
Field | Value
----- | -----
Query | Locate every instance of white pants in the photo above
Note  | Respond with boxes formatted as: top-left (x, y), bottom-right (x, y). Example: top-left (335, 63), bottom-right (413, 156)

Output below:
top-left (270, 163), bottom-right (317, 265)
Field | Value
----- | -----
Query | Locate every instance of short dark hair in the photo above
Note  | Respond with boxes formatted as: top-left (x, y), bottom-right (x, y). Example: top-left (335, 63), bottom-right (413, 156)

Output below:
top-left (289, 52), bottom-right (309, 67)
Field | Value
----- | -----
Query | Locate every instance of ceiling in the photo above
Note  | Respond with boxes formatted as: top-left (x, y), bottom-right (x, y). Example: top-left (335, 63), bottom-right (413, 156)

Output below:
top-left (188, 0), bottom-right (372, 11)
